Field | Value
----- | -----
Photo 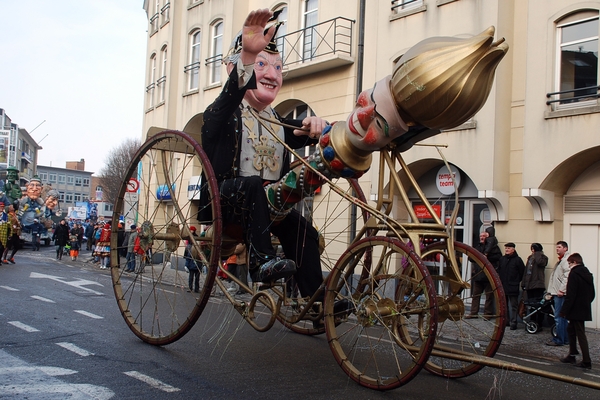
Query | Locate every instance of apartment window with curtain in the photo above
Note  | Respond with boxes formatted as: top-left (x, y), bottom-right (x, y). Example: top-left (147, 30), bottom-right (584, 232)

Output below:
top-left (186, 30), bottom-right (201, 91)
top-left (555, 12), bottom-right (599, 108)
top-left (274, 5), bottom-right (288, 61)
top-left (303, 0), bottom-right (318, 61)
top-left (147, 54), bottom-right (157, 108)
top-left (158, 46), bottom-right (167, 102)
top-left (209, 21), bottom-right (223, 84)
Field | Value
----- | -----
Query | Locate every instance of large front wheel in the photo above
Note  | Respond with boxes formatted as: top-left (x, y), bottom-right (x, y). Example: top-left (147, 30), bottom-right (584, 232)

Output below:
top-left (111, 130), bottom-right (222, 345)
top-left (324, 237), bottom-right (438, 390)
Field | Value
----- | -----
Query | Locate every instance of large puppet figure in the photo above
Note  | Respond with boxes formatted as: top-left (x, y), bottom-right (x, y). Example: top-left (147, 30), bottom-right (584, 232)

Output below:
top-left (265, 27), bottom-right (508, 218)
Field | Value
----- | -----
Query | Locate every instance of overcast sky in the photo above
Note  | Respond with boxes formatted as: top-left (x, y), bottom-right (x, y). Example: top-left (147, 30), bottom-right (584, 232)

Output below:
top-left (1, 0), bottom-right (148, 175)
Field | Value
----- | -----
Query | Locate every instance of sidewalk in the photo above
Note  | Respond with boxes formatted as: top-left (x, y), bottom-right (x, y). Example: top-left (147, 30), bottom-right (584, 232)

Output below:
top-left (497, 320), bottom-right (600, 363)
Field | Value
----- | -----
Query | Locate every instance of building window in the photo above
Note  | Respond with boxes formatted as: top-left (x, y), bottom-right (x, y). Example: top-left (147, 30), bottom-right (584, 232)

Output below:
top-left (104, 203), bottom-right (114, 212)
top-left (285, 104), bottom-right (316, 161)
top-left (161, 1), bottom-right (170, 26)
top-left (58, 174), bottom-right (66, 184)
top-left (186, 30), bottom-right (201, 91)
top-left (39, 172), bottom-right (48, 181)
top-left (74, 193), bottom-right (81, 202)
top-left (67, 176), bottom-right (74, 185)
top-left (303, 0), bottom-right (318, 61)
top-left (274, 5), bottom-right (288, 61)
top-left (147, 53), bottom-right (157, 108)
top-left (391, 0), bottom-right (423, 13)
top-left (150, 0), bottom-right (160, 34)
top-left (75, 177), bottom-right (82, 186)
top-left (49, 173), bottom-right (57, 183)
top-left (554, 13), bottom-right (599, 108)
top-left (209, 21), bottom-right (223, 84)
top-left (66, 193), bottom-right (74, 203)
top-left (158, 46), bottom-right (168, 102)
top-left (83, 178), bottom-right (90, 186)
top-left (59, 191), bottom-right (65, 201)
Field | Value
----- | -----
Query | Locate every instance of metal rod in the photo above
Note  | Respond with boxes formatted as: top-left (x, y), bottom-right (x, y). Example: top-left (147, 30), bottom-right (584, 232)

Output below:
top-left (430, 348), bottom-right (600, 390)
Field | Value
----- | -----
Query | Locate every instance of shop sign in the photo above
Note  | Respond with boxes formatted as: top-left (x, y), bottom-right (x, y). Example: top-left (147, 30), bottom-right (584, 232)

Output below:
top-left (156, 184), bottom-right (175, 201)
top-left (188, 176), bottom-right (202, 200)
top-left (436, 165), bottom-right (461, 195)
top-left (414, 204), bottom-right (441, 219)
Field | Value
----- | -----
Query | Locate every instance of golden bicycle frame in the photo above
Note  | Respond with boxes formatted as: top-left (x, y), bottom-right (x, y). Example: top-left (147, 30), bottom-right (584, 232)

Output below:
top-left (109, 130), bottom-right (600, 391)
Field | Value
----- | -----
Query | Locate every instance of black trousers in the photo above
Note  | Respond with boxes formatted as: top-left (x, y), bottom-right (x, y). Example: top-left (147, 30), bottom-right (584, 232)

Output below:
top-left (219, 176), bottom-right (323, 297)
top-left (567, 320), bottom-right (591, 363)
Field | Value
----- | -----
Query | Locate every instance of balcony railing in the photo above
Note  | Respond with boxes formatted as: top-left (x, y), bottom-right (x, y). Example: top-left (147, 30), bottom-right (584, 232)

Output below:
top-left (546, 85), bottom-right (600, 108)
top-left (277, 17), bottom-right (354, 70)
top-left (391, 0), bottom-right (422, 13)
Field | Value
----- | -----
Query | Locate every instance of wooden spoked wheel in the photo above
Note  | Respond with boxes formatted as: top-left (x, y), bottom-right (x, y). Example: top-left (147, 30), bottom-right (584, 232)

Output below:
top-left (324, 237), bottom-right (438, 390)
top-left (111, 130), bottom-right (222, 345)
top-left (276, 177), bottom-right (370, 336)
top-left (420, 241), bottom-right (506, 378)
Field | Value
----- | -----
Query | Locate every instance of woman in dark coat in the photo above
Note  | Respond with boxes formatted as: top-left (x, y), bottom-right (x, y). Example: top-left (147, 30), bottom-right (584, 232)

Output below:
top-left (52, 219), bottom-right (70, 260)
top-left (560, 253), bottom-right (595, 369)
top-left (521, 243), bottom-right (548, 300)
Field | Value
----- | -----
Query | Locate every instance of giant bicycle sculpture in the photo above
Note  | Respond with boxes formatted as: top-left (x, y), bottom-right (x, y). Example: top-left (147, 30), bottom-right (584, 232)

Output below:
top-left (109, 28), bottom-right (600, 391)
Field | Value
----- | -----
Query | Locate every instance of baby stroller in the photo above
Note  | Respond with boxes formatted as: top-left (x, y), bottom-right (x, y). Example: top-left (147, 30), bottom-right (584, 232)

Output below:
top-left (523, 292), bottom-right (557, 337)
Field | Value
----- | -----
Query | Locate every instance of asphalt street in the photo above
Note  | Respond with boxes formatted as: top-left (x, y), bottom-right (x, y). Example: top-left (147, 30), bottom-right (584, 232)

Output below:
top-left (0, 245), bottom-right (599, 399)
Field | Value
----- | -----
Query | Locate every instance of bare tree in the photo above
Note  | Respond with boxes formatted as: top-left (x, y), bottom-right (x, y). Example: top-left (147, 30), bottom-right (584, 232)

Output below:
top-left (97, 137), bottom-right (141, 205)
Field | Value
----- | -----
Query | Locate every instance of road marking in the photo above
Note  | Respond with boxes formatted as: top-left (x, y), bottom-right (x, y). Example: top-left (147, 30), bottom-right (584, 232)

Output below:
top-left (30, 272), bottom-right (104, 295)
top-left (496, 352), bottom-right (551, 365)
top-left (585, 372), bottom-right (600, 378)
top-left (31, 295), bottom-right (56, 303)
top-left (0, 366), bottom-right (77, 376)
top-left (8, 321), bottom-right (40, 332)
top-left (74, 310), bottom-right (103, 319)
top-left (124, 371), bottom-right (181, 392)
top-left (56, 342), bottom-right (94, 357)
top-left (0, 349), bottom-right (113, 398)
top-left (0, 285), bottom-right (19, 291)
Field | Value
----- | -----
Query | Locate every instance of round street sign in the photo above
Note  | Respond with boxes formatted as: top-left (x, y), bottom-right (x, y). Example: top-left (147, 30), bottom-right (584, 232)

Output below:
top-left (126, 178), bottom-right (139, 192)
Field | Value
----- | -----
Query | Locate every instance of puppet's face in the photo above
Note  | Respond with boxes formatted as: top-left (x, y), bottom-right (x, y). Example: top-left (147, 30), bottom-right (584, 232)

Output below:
top-left (346, 89), bottom-right (390, 148)
top-left (46, 195), bottom-right (58, 210)
top-left (27, 181), bottom-right (43, 200)
top-left (244, 52), bottom-right (284, 110)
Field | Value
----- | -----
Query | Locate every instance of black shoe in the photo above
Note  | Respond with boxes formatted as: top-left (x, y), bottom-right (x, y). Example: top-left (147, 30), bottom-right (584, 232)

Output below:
top-left (560, 355), bottom-right (576, 364)
top-left (252, 257), bottom-right (296, 283)
top-left (575, 361), bottom-right (592, 369)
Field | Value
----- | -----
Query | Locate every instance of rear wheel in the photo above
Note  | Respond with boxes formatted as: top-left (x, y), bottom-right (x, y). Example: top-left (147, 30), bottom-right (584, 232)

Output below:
top-left (111, 130), bottom-right (222, 345)
top-left (421, 241), bottom-right (506, 378)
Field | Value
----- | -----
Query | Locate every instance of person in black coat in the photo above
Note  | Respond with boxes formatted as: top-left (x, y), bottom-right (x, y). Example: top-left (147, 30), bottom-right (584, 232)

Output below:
top-left (466, 231), bottom-right (495, 318)
top-left (200, 9), bottom-right (326, 298)
top-left (52, 219), bottom-right (70, 260)
top-left (497, 242), bottom-right (525, 330)
top-left (559, 253), bottom-right (595, 369)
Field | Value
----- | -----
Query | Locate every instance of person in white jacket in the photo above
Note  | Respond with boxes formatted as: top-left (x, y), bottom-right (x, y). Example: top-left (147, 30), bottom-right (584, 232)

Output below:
top-left (546, 241), bottom-right (570, 346)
